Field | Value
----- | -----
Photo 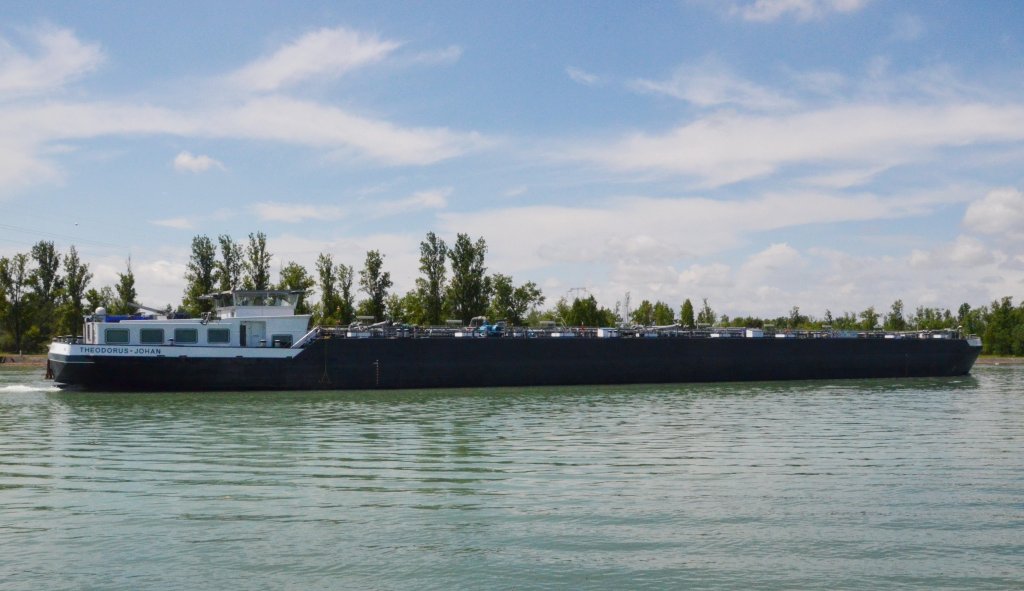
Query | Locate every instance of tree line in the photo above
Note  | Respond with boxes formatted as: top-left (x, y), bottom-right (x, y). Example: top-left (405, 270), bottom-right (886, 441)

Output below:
top-left (2, 232), bottom-right (1023, 355)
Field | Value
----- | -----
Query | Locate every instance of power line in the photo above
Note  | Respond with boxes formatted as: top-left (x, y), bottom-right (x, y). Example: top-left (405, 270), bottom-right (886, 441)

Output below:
top-left (0, 222), bottom-right (123, 249)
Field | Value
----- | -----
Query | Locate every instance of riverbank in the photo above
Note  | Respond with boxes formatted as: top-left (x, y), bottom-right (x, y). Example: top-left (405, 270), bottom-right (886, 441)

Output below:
top-left (0, 354), bottom-right (46, 369)
top-left (976, 355), bottom-right (1024, 365)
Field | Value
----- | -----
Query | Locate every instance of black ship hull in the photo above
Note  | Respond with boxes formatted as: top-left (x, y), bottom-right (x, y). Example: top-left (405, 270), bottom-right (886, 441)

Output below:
top-left (48, 336), bottom-right (981, 391)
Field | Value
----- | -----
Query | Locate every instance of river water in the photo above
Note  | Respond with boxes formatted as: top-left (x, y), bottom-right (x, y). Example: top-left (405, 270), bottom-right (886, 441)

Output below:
top-left (1, 366), bottom-right (1021, 590)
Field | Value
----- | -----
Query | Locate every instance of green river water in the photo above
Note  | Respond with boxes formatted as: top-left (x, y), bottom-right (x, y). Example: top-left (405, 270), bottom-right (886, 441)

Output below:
top-left (1, 366), bottom-right (1021, 590)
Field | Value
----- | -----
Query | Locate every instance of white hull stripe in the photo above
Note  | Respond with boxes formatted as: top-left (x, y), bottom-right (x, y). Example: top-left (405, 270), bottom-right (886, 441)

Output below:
top-left (49, 342), bottom-right (300, 360)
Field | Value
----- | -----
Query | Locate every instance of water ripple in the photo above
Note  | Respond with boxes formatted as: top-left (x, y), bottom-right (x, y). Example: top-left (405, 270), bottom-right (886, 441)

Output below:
top-left (0, 368), bottom-right (1022, 590)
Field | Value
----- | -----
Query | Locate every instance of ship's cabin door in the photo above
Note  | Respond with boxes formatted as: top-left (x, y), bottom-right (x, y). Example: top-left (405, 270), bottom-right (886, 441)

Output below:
top-left (240, 321), bottom-right (267, 347)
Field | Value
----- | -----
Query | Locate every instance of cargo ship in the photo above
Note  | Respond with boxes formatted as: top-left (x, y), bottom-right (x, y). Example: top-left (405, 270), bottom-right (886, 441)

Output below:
top-left (47, 289), bottom-right (983, 391)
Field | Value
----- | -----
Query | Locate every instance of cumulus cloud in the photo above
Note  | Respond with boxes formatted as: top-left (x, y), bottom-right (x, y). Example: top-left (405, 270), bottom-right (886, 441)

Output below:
top-left (963, 187), bottom-right (1024, 240)
top-left (370, 187), bottom-right (450, 217)
top-left (252, 202), bottom-right (347, 223)
top-left (228, 27), bottom-right (400, 92)
top-left (567, 67), bottom-right (601, 86)
top-left (409, 45), bottom-right (462, 66)
top-left (731, 0), bottom-right (870, 23)
top-left (211, 96), bottom-right (486, 166)
top-left (173, 151), bottom-right (224, 173)
top-left (631, 58), bottom-right (793, 111)
top-left (150, 217), bottom-right (194, 229)
top-left (566, 103), bottom-right (1024, 187)
top-left (0, 25), bottom-right (104, 97)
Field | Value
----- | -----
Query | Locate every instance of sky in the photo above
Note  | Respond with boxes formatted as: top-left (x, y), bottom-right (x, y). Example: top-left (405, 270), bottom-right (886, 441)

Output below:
top-left (1, 0), bottom-right (1023, 319)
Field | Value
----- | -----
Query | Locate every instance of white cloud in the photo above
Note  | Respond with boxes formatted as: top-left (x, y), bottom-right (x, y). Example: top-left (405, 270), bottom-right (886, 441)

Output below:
top-left (150, 217), bottom-right (194, 230)
top-left (0, 26), bottom-right (104, 97)
top-left (173, 150), bottom-right (224, 173)
top-left (0, 94), bottom-right (485, 195)
top-left (212, 96), bottom-right (486, 165)
top-left (947, 235), bottom-right (991, 265)
top-left (739, 243), bottom-right (806, 279)
top-left (731, 0), bottom-right (870, 22)
top-left (963, 187), bottom-right (1024, 240)
top-left (567, 67), bottom-right (601, 86)
top-left (228, 27), bottom-right (400, 92)
top-left (439, 189), bottom-right (955, 275)
top-left (631, 58), bottom-right (793, 111)
top-left (252, 202), bottom-right (347, 223)
top-left (566, 103), bottom-right (1024, 187)
top-left (889, 13), bottom-right (925, 43)
top-left (370, 187), bottom-right (450, 217)
top-left (409, 45), bottom-right (463, 66)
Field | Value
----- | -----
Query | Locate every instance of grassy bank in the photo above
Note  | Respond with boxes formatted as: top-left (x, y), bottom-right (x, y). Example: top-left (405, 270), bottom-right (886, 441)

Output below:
top-left (0, 354), bottom-right (47, 369)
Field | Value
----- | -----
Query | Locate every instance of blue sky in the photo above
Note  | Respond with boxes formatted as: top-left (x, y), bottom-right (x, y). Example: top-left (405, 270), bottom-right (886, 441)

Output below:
top-left (2, 0), bottom-right (1023, 318)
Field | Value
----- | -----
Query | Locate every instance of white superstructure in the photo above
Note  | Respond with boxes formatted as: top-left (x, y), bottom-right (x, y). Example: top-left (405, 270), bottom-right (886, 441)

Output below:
top-left (52, 290), bottom-right (314, 360)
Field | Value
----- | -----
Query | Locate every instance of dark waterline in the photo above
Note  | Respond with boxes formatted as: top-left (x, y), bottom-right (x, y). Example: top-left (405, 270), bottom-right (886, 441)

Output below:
top-left (1, 368), bottom-right (1022, 590)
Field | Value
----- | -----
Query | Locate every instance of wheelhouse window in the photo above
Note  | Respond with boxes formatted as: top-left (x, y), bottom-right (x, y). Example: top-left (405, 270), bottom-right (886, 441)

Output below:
top-left (207, 328), bottom-right (230, 344)
top-left (271, 334), bottom-right (293, 348)
top-left (174, 328), bottom-right (198, 344)
top-left (105, 329), bottom-right (130, 344)
top-left (140, 329), bottom-right (164, 345)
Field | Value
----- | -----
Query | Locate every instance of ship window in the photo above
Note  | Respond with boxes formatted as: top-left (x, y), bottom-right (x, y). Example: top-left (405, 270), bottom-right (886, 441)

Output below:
top-left (105, 329), bottom-right (130, 344)
top-left (207, 328), bottom-right (230, 344)
top-left (271, 334), bottom-right (293, 348)
top-left (174, 328), bottom-right (198, 344)
top-left (140, 329), bottom-right (164, 344)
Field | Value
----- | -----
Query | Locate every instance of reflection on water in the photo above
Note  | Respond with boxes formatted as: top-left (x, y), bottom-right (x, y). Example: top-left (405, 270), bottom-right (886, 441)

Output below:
top-left (1, 367), bottom-right (1020, 591)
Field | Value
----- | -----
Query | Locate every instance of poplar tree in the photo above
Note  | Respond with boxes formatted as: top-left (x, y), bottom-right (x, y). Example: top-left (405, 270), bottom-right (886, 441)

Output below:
top-left (182, 235), bottom-right (217, 316)
top-left (680, 299), bottom-right (695, 328)
top-left (0, 254), bottom-right (30, 352)
top-left (29, 241), bottom-right (62, 344)
top-left (337, 263), bottom-right (355, 325)
top-left (216, 234), bottom-right (244, 292)
top-left (113, 259), bottom-right (137, 315)
top-left (416, 231), bottom-right (448, 325)
top-left (314, 252), bottom-right (339, 323)
top-left (277, 261), bottom-right (314, 314)
top-left (61, 246), bottom-right (92, 336)
top-left (358, 250), bottom-right (392, 321)
top-left (446, 233), bottom-right (489, 323)
top-left (243, 231), bottom-right (272, 290)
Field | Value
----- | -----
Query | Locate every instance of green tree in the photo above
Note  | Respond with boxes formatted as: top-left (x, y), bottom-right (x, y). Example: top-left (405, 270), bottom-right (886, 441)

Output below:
top-left (884, 299), bottom-right (907, 331)
top-left (680, 298), bottom-right (695, 328)
top-left (29, 241), bottom-right (63, 344)
top-left (697, 298), bottom-right (716, 326)
top-left (416, 231), bottom-right (448, 325)
top-left (983, 297), bottom-right (1016, 355)
top-left (313, 253), bottom-right (339, 324)
top-left (243, 231), bottom-right (272, 290)
top-left (446, 233), bottom-right (490, 323)
top-left (215, 234), bottom-right (244, 292)
top-left (385, 291), bottom-right (425, 324)
top-left (277, 261), bottom-right (315, 314)
top-left (788, 306), bottom-right (808, 329)
top-left (84, 286), bottom-right (115, 314)
top-left (182, 235), bottom-right (217, 316)
top-left (488, 273), bottom-right (544, 325)
top-left (60, 246), bottom-right (92, 336)
top-left (859, 306), bottom-right (879, 330)
top-left (564, 296), bottom-right (617, 327)
top-left (358, 250), bottom-right (392, 321)
top-left (0, 254), bottom-right (31, 352)
top-left (112, 259), bottom-right (137, 315)
top-left (653, 301), bottom-right (675, 325)
top-left (631, 300), bottom-right (654, 325)
top-left (337, 263), bottom-right (355, 325)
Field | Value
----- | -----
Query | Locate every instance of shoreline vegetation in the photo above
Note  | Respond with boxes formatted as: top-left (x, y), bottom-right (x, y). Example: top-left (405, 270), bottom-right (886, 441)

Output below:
top-left (3, 232), bottom-right (1024, 356)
